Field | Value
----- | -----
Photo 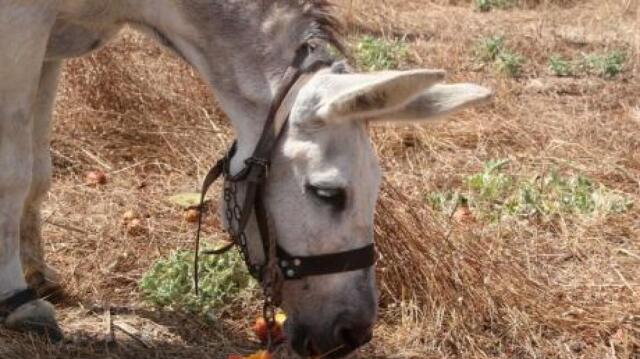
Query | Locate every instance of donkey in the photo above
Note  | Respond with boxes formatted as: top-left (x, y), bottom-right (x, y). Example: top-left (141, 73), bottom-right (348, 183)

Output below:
top-left (0, 0), bottom-right (492, 357)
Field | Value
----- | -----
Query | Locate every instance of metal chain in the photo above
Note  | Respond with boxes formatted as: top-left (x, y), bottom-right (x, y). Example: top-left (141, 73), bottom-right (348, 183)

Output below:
top-left (223, 180), bottom-right (260, 277)
top-left (223, 178), bottom-right (281, 351)
top-left (261, 209), bottom-right (284, 351)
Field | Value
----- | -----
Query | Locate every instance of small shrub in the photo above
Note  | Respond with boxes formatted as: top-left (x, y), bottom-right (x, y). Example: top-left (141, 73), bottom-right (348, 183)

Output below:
top-left (548, 55), bottom-right (573, 77)
top-left (139, 250), bottom-right (253, 314)
top-left (465, 159), bottom-right (512, 202)
top-left (427, 191), bottom-right (467, 214)
top-left (474, 0), bottom-right (516, 11)
top-left (476, 36), bottom-right (505, 62)
top-left (496, 50), bottom-right (524, 77)
top-left (476, 36), bottom-right (524, 77)
top-left (475, 0), bottom-right (493, 11)
top-left (582, 51), bottom-right (626, 78)
top-left (353, 36), bottom-right (409, 71)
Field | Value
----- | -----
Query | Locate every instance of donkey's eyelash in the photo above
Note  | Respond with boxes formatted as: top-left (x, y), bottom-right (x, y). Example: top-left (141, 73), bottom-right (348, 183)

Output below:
top-left (315, 188), bottom-right (340, 197)
top-left (306, 184), bottom-right (347, 211)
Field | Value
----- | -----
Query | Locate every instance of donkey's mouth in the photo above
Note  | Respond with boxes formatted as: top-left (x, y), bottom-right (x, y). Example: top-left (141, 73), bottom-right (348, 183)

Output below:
top-left (316, 345), bottom-right (356, 359)
top-left (288, 325), bottom-right (357, 358)
top-left (298, 340), bottom-right (354, 359)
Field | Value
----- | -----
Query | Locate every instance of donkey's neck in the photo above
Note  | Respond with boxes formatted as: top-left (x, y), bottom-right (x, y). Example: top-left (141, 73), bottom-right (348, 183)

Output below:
top-left (58, 0), bottom-right (340, 166)
top-left (123, 0), bottom-right (340, 171)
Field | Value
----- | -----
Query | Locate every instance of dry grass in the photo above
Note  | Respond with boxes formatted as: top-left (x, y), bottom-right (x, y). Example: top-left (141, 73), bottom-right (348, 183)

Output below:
top-left (1, 0), bottom-right (639, 358)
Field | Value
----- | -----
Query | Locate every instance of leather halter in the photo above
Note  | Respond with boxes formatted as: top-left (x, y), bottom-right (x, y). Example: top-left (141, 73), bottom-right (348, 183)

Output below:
top-left (194, 44), bottom-right (376, 295)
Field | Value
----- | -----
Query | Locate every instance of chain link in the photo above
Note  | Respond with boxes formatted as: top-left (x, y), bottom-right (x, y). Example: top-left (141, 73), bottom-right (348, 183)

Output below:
top-left (223, 178), bottom-right (279, 351)
top-left (223, 180), bottom-right (260, 277)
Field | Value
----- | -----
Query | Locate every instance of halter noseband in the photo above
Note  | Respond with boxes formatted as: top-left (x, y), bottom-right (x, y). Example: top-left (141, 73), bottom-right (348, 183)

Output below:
top-left (194, 43), bottom-right (376, 303)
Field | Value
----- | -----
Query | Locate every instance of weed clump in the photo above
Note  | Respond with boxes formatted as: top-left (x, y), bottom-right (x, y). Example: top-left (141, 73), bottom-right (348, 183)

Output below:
top-left (428, 160), bottom-right (632, 222)
top-left (496, 50), bottom-right (524, 77)
top-left (581, 51), bottom-right (626, 78)
top-left (474, 0), bottom-right (516, 12)
top-left (353, 35), bottom-right (409, 71)
top-left (476, 36), bottom-right (524, 77)
top-left (547, 51), bottom-right (626, 78)
top-left (476, 36), bottom-right (505, 62)
top-left (548, 55), bottom-right (573, 76)
top-left (139, 250), bottom-right (253, 314)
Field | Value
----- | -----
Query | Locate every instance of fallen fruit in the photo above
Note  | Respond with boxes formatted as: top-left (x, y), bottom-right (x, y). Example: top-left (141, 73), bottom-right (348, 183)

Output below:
top-left (184, 208), bottom-right (200, 223)
top-left (122, 210), bottom-right (138, 222)
top-left (252, 314), bottom-right (286, 345)
top-left (247, 351), bottom-right (272, 359)
top-left (85, 170), bottom-right (107, 186)
top-left (226, 351), bottom-right (271, 359)
top-left (453, 205), bottom-right (475, 224)
top-left (126, 218), bottom-right (146, 236)
top-left (275, 313), bottom-right (286, 325)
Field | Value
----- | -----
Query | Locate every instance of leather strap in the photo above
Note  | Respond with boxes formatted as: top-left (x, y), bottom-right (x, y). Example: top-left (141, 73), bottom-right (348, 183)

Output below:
top-left (0, 288), bottom-right (37, 319)
top-left (194, 153), bottom-right (231, 294)
top-left (276, 244), bottom-right (376, 280)
top-left (235, 71), bottom-right (317, 253)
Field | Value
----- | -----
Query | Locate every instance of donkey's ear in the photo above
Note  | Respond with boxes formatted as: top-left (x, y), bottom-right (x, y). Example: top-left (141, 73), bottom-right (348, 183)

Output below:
top-left (368, 83), bottom-right (493, 124)
top-left (316, 69), bottom-right (446, 122)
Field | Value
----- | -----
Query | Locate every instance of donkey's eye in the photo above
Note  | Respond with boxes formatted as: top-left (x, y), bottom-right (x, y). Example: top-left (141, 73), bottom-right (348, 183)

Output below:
top-left (307, 185), bottom-right (347, 210)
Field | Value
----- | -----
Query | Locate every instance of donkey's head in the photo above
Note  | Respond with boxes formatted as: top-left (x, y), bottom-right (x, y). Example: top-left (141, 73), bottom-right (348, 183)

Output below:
top-left (253, 64), bottom-right (492, 357)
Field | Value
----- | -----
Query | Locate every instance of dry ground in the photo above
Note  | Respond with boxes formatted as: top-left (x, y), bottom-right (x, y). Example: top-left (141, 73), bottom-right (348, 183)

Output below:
top-left (1, 1), bottom-right (639, 358)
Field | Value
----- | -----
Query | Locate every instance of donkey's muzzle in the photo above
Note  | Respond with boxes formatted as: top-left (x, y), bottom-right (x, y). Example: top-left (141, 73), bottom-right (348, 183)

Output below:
top-left (333, 318), bottom-right (373, 350)
top-left (290, 310), bottom-right (374, 358)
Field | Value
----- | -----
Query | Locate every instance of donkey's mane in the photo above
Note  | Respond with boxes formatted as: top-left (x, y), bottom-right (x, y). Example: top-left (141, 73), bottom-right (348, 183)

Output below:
top-left (259, 0), bottom-right (345, 55)
top-left (299, 0), bottom-right (345, 54)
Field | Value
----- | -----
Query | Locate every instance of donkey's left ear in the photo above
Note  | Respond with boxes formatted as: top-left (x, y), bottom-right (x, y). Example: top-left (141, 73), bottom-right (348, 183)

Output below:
top-left (369, 83), bottom-right (493, 124)
top-left (315, 69), bottom-right (446, 122)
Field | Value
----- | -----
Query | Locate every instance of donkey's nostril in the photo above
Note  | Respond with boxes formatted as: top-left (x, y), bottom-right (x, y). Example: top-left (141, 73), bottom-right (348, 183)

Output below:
top-left (335, 323), bottom-right (373, 349)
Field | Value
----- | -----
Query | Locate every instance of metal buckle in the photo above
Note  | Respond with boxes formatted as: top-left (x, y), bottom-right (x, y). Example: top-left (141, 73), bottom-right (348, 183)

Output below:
top-left (245, 156), bottom-right (270, 168)
top-left (245, 156), bottom-right (271, 178)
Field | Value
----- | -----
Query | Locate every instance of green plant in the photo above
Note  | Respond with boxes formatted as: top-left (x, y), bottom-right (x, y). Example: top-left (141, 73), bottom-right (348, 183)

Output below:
top-left (475, 0), bottom-right (492, 11)
top-left (466, 159), bottom-right (512, 202)
top-left (476, 36), bottom-right (505, 62)
top-left (474, 0), bottom-right (516, 12)
top-left (533, 173), bottom-right (633, 215)
top-left (427, 191), bottom-right (467, 213)
top-left (582, 51), bottom-right (626, 78)
top-left (548, 55), bottom-right (573, 76)
top-left (496, 50), bottom-right (524, 77)
top-left (139, 250), bottom-right (253, 314)
top-left (427, 161), bottom-right (633, 222)
top-left (475, 36), bottom-right (524, 77)
top-left (353, 35), bottom-right (409, 71)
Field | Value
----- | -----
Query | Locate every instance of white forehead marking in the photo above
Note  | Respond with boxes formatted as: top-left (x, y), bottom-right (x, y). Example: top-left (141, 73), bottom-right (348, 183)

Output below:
top-left (308, 168), bottom-right (348, 187)
top-left (282, 138), bottom-right (319, 161)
